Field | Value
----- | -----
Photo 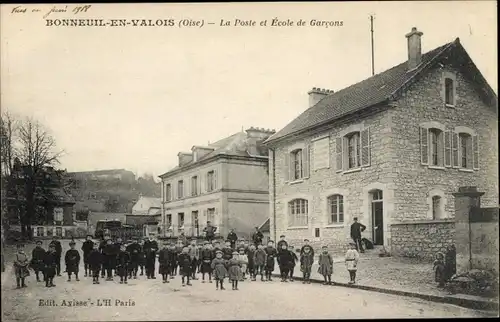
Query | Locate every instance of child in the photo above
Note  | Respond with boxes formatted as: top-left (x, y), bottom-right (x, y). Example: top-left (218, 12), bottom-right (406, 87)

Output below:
top-left (168, 243), bottom-right (178, 279)
top-left (31, 240), bottom-right (46, 282)
top-left (246, 244), bottom-right (256, 281)
top-left (65, 241), bottom-right (81, 282)
top-left (222, 241), bottom-right (233, 260)
top-left (81, 235), bottom-right (94, 277)
top-left (44, 244), bottom-right (58, 287)
top-left (211, 250), bottom-right (228, 290)
top-left (345, 242), bottom-right (360, 284)
top-left (300, 245), bottom-right (314, 284)
top-left (102, 239), bottom-right (116, 281)
top-left (138, 239), bottom-right (146, 276)
top-left (13, 244), bottom-right (30, 288)
top-left (116, 244), bottom-right (130, 284)
top-left (277, 243), bottom-right (293, 282)
top-left (254, 244), bottom-right (267, 281)
top-left (200, 242), bottom-right (214, 283)
top-left (228, 251), bottom-right (243, 290)
top-left (88, 242), bottom-right (102, 284)
top-left (318, 246), bottom-right (333, 285)
top-left (126, 239), bottom-right (141, 279)
top-left (178, 247), bottom-right (192, 286)
top-left (188, 239), bottom-right (200, 280)
top-left (433, 251), bottom-right (446, 288)
top-left (236, 248), bottom-right (248, 281)
top-left (158, 242), bottom-right (173, 283)
top-left (173, 239), bottom-right (184, 276)
top-left (264, 240), bottom-right (277, 281)
top-left (288, 245), bottom-right (298, 282)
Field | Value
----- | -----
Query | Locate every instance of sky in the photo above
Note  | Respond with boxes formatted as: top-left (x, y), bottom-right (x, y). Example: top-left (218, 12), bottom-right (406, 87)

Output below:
top-left (1, 1), bottom-right (497, 180)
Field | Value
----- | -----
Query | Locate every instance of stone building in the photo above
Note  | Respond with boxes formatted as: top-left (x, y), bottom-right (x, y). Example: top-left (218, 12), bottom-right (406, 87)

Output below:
top-left (264, 27), bottom-right (498, 256)
top-left (159, 127), bottom-right (275, 239)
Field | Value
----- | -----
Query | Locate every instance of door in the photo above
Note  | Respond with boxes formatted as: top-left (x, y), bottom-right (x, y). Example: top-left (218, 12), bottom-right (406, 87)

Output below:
top-left (372, 201), bottom-right (384, 245)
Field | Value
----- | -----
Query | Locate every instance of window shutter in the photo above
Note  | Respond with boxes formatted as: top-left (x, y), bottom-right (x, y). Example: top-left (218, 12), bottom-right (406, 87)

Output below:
top-left (452, 132), bottom-right (459, 168)
top-left (472, 135), bottom-right (479, 170)
top-left (360, 128), bottom-right (371, 167)
top-left (335, 137), bottom-right (343, 172)
top-left (437, 131), bottom-right (444, 167)
top-left (420, 127), bottom-right (429, 165)
top-left (444, 130), bottom-right (452, 167)
top-left (303, 146), bottom-right (310, 178)
top-left (466, 136), bottom-right (473, 169)
top-left (214, 171), bottom-right (218, 190)
top-left (284, 151), bottom-right (290, 181)
top-left (288, 153), bottom-right (295, 181)
top-left (206, 173), bottom-right (209, 191)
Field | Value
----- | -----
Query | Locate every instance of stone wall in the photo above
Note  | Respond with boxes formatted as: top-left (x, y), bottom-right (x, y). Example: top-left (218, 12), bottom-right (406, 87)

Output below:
top-left (391, 220), bottom-right (455, 261)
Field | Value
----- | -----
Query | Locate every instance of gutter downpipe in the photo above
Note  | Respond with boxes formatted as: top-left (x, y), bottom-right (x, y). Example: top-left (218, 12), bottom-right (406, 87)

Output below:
top-left (271, 148), bottom-right (277, 243)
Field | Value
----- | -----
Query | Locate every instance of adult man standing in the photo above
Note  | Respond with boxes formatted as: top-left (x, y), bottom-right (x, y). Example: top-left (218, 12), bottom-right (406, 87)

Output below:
top-left (251, 227), bottom-right (264, 247)
top-left (203, 221), bottom-right (217, 242)
top-left (350, 217), bottom-right (366, 253)
top-left (144, 236), bottom-right (158, 279)
top-left (226, 229), bottom-right (238, 249)
top-left (49, 235), bottom-right (62, 276)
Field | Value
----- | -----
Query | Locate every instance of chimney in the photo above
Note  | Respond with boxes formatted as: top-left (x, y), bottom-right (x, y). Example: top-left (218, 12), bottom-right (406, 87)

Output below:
top-left (245, 127), bottom-right (276, 156)
top-left (307, 88), bottom-right (334, 108)
top-left (177, 152), bottom-right (193, 167)
top-left (405, 27), bottom-right (424, 71)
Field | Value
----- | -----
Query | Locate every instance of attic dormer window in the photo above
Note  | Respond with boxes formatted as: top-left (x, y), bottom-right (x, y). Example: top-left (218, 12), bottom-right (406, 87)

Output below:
top-left (445, 78), bottom-right (454, 105)
top-left (442, 71), bottom-right (457, 107)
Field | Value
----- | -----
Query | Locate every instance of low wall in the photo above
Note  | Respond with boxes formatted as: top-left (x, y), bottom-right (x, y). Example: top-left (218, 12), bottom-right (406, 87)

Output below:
top-left (390, 220), bottom-right (455, 261)
top-left (470, 207), bottom-right (499, 274)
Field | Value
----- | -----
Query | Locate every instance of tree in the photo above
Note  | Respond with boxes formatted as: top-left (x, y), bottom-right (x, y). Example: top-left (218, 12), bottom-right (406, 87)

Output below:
top-left (16, 117), bottom-right (64, 239)
top-left (0, 112), bottom-right (18, 176)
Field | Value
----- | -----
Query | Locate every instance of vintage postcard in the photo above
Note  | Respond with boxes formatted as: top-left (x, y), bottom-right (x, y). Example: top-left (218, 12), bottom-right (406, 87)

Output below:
top-left (1, 1), bottom-right (498, 321)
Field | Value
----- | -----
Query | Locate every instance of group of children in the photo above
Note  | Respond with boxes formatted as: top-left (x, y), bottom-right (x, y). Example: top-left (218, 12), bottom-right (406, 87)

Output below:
top-left (12, 233), bottom-right (362, 290)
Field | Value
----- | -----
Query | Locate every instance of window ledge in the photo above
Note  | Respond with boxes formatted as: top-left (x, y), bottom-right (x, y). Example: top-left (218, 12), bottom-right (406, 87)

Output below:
top-left (428, 165), bottom-right (446, 170)
top-left (287, 226), bottom-right (309, 230)
top-left (288, 179), bottom-right (305, 185)
top-left (325, 224), bottom-right (345, 228)
top-left (343, 168), bottom-right (362, 174)
top-left (459, 168), bottom-right (474, 173)
top-left (445, 104), bottom-right (456, 108)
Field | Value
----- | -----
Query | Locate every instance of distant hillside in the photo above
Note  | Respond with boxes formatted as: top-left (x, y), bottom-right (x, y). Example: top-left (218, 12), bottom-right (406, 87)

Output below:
top-left (67, 169), bottom-right (160, 214)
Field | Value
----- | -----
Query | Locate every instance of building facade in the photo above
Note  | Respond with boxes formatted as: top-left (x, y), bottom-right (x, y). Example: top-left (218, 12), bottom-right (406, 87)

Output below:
top-left (131, 196), bottom-right (161, 216)
top-left (159, 128), bottom-right (275, 239)
top-left (265, 28), bottom-right (498, 255)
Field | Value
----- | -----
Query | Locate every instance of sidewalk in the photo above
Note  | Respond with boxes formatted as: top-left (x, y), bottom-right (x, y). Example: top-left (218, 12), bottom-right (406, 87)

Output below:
top-left (271, 253), bottom-right (499, 311)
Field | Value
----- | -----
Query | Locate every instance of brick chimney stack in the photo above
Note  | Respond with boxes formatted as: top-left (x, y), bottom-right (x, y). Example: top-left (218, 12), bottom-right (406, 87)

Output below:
top-left (307, 87), bottom-right (334, 108)
top-left (405, 27), bottom-right (424, 71)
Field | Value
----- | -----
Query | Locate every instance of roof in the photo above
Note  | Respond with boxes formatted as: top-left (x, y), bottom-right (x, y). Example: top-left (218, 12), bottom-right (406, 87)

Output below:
top-left (134, 196), bottom-right (162, 209)
top-left (265, 38), bottom-right (497, 144)
top-left (258, 218), bottom-right (270, 232)
top-left (160, 130), bottom-right (271, 177)
top-left (68, 169), bottom-right (134, 176)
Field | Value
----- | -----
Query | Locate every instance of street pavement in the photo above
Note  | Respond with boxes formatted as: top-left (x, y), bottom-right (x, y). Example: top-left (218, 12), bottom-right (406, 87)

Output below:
top-left (1, 239), bottom-right (496, 321)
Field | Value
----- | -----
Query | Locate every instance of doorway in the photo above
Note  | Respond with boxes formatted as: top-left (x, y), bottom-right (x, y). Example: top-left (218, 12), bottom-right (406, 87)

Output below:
top-left (371, 189), bottom-right (384, 245)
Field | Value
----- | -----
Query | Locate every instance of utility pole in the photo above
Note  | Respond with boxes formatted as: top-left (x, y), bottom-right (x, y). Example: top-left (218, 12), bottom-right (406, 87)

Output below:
top-left (370, 15), bottom-right (375, 76)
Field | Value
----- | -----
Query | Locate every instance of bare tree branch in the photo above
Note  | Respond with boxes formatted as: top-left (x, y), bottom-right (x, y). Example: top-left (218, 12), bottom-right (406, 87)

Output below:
top-left (0, 111), bottom-right (19, 176)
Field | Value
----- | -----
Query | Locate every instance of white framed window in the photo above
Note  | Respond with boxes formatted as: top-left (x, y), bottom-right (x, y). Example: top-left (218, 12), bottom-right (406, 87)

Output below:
top-left (165, 214), bottom-right (172, 230)
top-left (177, 180), bottom-right (184, 199)
top-left (285, 146), bottom-right (310, 181)
top-left (453, 127), bottom-right (478, 170)
top-left (206, 208), bottom-right (215, 223)
top-left (336, 126), bottom-right (370, 172)
top-left (427, 188), bottom-right (447, 220)
top-left (288, 199), bottom-right (308, 227)
top-left (432, 196), bottom-right (442, 220)
top-left (165, 184), bottom-right (172, 201)
top-left (291, 149), bottom-right (303, 180)
top-left (419, 122), bottom-right (451, 168)
top-left (207, 171), bottom-right (216, 192)
top-left (178, 213), bottom-right (185, 230)
top-left (441, 71), bottom-right (457, 107)
top-left (191, 176), bottom-right (198, 196)
top-left (429, 128), bottom-right (444, 167)
top-left (327, 194), bottom-right (344, 224)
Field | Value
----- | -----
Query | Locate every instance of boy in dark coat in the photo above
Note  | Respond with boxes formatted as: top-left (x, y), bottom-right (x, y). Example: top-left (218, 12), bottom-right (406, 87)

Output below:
top-left (277, 243), bottom-right (293, 282)
top-left (200, 242), bottom-right (214, 283)
top-left (300, 239), bottom-right (315, 258)
top-left (222, 241), bottom-right (233, 260)
top-left (168, 243), bottom-right (178, 279)
top-left (138, 239), bottom-right (146, 276)
top-left (99, 235), bottom-right (110, 278)
top-left (144, 237), bottom-right (158, 279)
top-left (264, 240), bottom-right (278, 281)
top-left (31, 240), bottom-right (46, 282)
top-left (173, 239), bottom-right (184, 276)
top-left (178, 247), bottom-right (192, 287)
top-left (288, 245), bottom-right (299, 282)
top-left (81, 235), bottom-right (94, 277)
top-left (44, 244), bottom-right (58, 287)
top-left (116, 244), bottom-right (130, 284)
top-left (65, 241), bottom-right (81, 282)
top-left (254, 244), bottom-right (267, 281)
top-left (158, 241), bottom-right (173, 283)
top-left (300, 245), bottom-right (314, 284)
top-left (49, 236), bottom-right (63, 276)
top-left (226, 229), bottom-right (238, 249)
top-left (102, 239), bottom-right (116, 280)
top-left (277, 235), bottom-right (288, 252)
top-left (126, 239), bottom-right (141, 279)
top-left (246, 244), bottom-right (256, 281)
top-left (88, 242), bottom-right (102, 284)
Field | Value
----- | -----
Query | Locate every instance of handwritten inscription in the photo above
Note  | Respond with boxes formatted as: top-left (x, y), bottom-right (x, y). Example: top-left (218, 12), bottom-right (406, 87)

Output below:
top-left (10, 5), bottom-right (92, 18)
